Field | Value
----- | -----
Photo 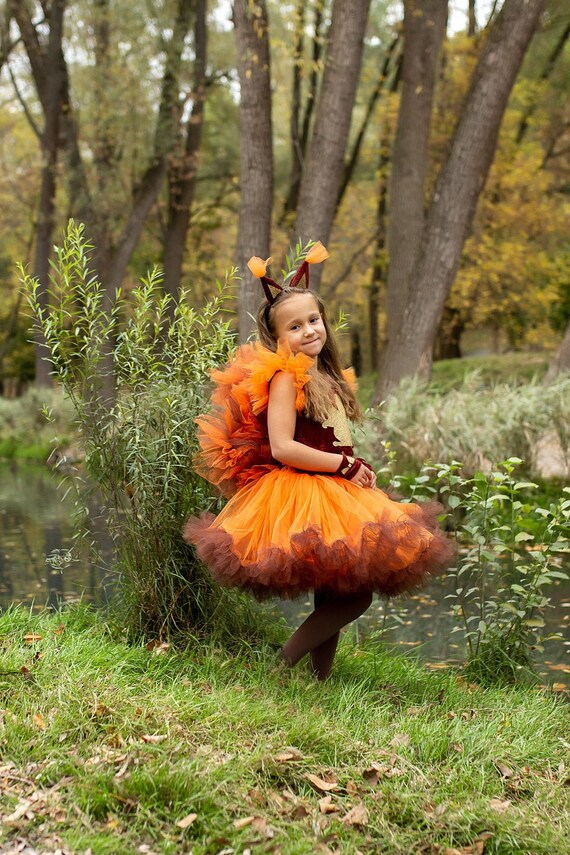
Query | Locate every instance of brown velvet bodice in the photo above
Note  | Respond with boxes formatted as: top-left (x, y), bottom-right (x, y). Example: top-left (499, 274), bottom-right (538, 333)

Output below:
top-left (294, 394), bottom-right (354, 456)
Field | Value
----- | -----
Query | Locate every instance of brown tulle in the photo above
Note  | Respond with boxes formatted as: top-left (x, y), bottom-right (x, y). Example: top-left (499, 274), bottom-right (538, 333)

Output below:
top-left (184, 491), bottom-right (455, 601)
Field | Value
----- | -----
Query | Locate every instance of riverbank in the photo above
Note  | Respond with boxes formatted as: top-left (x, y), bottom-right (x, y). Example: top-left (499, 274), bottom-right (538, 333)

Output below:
top-left (1, 607), bottom-right (568, 854)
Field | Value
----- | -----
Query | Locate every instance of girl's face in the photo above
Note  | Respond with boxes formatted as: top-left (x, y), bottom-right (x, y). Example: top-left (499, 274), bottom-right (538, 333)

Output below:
top-left (271, 293), bottom-right (327, 357)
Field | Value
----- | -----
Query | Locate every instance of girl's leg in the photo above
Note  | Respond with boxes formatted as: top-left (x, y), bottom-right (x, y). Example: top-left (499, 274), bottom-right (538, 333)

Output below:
top-left (281, 587), bottom-right (372, 680)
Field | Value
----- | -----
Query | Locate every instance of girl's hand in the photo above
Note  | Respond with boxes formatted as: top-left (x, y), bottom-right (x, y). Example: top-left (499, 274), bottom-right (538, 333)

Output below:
top-left (349, 466), bottom-right (376, 489)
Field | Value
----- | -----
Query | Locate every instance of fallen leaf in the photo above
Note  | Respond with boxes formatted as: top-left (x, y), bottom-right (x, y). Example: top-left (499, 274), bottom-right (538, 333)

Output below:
top-left (345, 779), bottom-right (358, 795)
top-left (33, 713), bottom-right (46, 730)
top-left (52, 624), bottom-right (65, 636)
top-left (274, 747), bottom-right (304, 762)
top-left (141, 734), bottom-right (168, 744)
top-left (389, 733), bottom-right (410, 748)
top-left (362, 767), bottom-right (380, 786)
top-left (318, 795), bottom-right (339, 814)
top-left (489, 798), bottom-right (511, 812)
top-left (233, 815), bottom-right (255, 829)
top-left (146, 640), bottom-right (171, 655)
top-left (341, 803), bottom-right (368, 826)
top-left (494, 761), bottom-right (514, 779)
top-left (176, 812), bottom-right (197, 829)
top-left (23, 633), bottom-right (42, 644)
top-left (290, 803), bottom-right (310, 819)
top-left (304, 773), bottom-right (338, 792)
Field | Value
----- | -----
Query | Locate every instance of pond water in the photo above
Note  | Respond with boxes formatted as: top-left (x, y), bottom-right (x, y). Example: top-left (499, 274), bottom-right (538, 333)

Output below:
top-left (1, 462), bottom-right (568, 688)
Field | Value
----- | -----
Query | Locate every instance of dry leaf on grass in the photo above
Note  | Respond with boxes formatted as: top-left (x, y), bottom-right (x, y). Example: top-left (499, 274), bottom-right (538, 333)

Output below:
top-left (304, 773), bottom-right (338, 792)
top-left (32, 713), bottom-right (46, 730)
top-left (318, 795), bottom-right (340, 814)
top-left (389, 733), bottom-right (410, 748)
top-left (141, 734), bottom-right (168, 744)
top-left (146, 640), bottom-right (171, 655)
top-left (341, 803), bottom-right (368, 826)
top-left (493, 761), bottom-right (515, 778)
top-left (176, 811), bottom-right (198, 829)
top-left (489, 798), bottom-right (511, 812)
top-left (233, 815), bottom-right (256, 829)
top-left (274, 747), bottom-right (304, 762)
top-left (23, 634), bottom-right (42, 644)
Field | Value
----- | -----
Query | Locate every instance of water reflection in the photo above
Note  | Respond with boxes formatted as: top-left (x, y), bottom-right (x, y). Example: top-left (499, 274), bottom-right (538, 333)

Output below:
top-left (1, 462), bottom-right (568, 686)
top-left (0, 462), bottom-right (112, 609)
top-left (275, 576), bottom-right (570, 687)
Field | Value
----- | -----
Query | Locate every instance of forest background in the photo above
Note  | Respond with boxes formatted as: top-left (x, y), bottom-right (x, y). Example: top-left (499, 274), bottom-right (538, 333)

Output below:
top-left (0, 0), bottom-right (568, 400)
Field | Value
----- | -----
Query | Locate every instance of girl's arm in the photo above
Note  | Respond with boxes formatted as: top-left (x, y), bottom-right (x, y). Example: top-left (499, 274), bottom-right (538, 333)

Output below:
top-left (267, 371), bottom-right (343, 472)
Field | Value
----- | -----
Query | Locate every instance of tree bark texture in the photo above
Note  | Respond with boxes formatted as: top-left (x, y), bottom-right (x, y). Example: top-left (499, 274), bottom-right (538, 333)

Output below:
top-left (544, 319), bottom-right (570, 383)
top-left (163, 0), bottom-right (208, 309)
top-left (282, 0), bottom-right (326, 220)
top-left (375, 0), bottom-right (545, 400)
top-left (468, 0), bottom-right (477, 36)
top-left (233, 0), bottom-right (273, 341)
top-left (33, 0), bottom-right (66, 387)
top-left (385, 0), bottom-right (446, 348)
top-left (294, 0), bottom-right (371, 290)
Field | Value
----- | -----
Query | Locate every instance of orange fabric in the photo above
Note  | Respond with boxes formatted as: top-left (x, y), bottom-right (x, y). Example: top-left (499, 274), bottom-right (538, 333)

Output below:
top-left (184, 468), bottom-right (455, 599)
top-left (193, 342), bottom-right (313, 497)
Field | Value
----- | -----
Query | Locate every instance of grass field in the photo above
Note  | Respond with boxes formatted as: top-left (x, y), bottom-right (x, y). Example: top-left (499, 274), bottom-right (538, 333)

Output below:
top-left (1, 607), bottom-right (568, 854)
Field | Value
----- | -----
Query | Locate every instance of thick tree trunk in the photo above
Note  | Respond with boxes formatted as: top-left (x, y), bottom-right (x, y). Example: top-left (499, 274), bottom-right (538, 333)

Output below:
top-left (163, 0), bottom-right (208, 311)
top-left (34, 0), bottom-right (66, 387)
top-left (294, 0), bottom-right (371, 290)
top-left (233, 0), bottom-right (273, 341)
top-left (385, 0), bottom-right (446, 348)
top-left (374, 0), bottom-right (545, 401)
top-left (544, 320), bottom-right (570, 383)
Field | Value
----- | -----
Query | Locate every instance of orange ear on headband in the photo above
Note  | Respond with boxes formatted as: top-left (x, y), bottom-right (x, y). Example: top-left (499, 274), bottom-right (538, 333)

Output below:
top-left (247, 242), bottom-right (330, 303)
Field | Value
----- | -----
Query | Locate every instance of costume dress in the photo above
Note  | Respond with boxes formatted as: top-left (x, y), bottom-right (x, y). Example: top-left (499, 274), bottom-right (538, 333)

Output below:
top-left (183, 342), bottom-right (454, 600)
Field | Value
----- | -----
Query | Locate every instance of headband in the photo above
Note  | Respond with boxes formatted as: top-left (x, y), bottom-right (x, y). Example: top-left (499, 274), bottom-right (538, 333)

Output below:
top-left (247, 241), bottom-right (330, 305)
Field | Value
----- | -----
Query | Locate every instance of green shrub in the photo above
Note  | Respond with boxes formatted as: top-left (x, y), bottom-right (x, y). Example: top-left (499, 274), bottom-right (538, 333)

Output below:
top-left (22, 221), bottom-right (268, 640)
top-left (374, 451), bottom-right (570, 684)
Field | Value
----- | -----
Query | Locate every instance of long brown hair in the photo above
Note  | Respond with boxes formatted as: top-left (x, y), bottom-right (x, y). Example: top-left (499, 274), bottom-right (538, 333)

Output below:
top-left (256, 288), bottom-right (362, 423)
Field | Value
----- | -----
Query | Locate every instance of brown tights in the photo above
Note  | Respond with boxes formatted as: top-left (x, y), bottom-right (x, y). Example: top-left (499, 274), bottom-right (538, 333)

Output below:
top-left (281, 588), bottom-right (373, 681)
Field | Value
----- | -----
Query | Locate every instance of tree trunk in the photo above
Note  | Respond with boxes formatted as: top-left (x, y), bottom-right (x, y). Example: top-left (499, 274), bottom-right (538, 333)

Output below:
top-left (385, 0), bottom-right (446, 348)
top-left (468, 0), bottom-right (477, 36)
top-left (233, 0), bottom-right (273, 341)
top-left (34, 0), bottom-right (66, 387)
top-left (516, 19), bottom-right (570, 145)
top-left (374, 0), bottom-right (545, 401)
top-left (163, 0), bottom-right (208, 311)
top-left (544, 319), bottom-right (570, 383)
top-left (336, 34), bottom-right (400, 214)
top-left (282, 0), bottom-right (326, 220)
top-left (294, 0), bottom-right (371, 290)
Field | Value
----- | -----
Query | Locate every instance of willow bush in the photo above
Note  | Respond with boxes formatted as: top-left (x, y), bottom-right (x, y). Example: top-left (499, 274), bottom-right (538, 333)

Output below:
top-left (22, 221), bottom-right (266, 639)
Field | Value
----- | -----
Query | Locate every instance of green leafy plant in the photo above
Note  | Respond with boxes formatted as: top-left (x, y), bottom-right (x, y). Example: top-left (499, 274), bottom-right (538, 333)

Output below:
top-left (22, 220), bottom-right (264, 638)
top-left (372, 445), bottom-right (569, 684)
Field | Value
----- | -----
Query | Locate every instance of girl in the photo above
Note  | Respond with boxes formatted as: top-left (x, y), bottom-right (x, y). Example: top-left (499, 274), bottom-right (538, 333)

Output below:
top-left (184, 243), bottom-right (454, 680)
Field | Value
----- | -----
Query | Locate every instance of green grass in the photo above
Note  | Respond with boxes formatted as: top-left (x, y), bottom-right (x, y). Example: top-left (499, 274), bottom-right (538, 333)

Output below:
top-left (1, 607), bottom-right (568, 854)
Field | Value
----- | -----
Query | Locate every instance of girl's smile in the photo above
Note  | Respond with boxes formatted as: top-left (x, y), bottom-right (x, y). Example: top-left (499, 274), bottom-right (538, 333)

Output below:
top-left (272, 293), bottom-right (327, 357)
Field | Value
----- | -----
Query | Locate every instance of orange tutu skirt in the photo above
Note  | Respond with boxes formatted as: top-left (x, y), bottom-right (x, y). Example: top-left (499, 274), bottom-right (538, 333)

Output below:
top-left (184, 468), bottom-right (454, 600)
